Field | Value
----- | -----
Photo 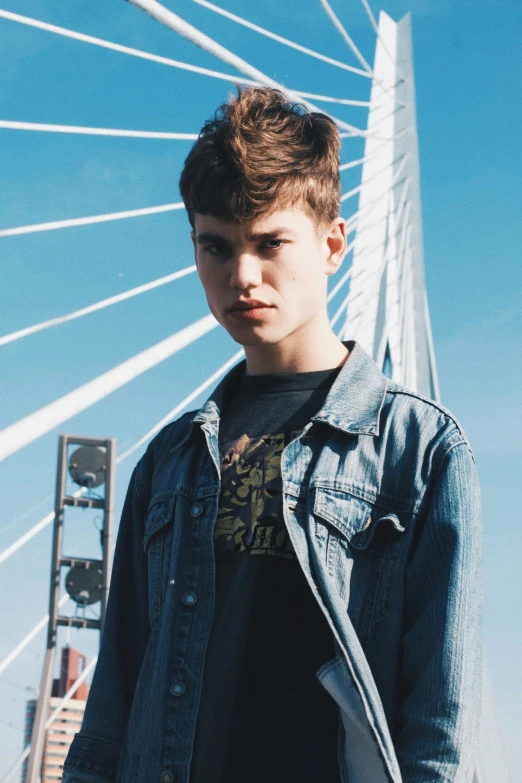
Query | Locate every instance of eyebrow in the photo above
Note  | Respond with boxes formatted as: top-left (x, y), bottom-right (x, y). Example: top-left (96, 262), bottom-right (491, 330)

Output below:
top-left (195, 232), bottom-right (229, 244)
top-left (195, 227), bottom-right (295, 243)
top-left (247, 227), bottom-right (296, 240)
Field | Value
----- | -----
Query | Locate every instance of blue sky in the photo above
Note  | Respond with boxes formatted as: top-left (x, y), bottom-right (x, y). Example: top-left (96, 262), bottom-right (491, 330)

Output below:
top-left (0, 0), bottom-right (521, 778)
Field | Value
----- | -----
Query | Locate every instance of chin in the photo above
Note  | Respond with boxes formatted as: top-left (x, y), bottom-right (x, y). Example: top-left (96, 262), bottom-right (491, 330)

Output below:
top-left (226, 326), bottom-right (292, 348)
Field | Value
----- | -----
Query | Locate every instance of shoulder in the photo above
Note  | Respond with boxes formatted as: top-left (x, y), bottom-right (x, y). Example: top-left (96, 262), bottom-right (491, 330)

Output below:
top-left (149, 410), bottom-right (196, 457)
top-left (381, 382), bottom-right (475, 476)
top-left (133, 410), bottom-right (197, 495)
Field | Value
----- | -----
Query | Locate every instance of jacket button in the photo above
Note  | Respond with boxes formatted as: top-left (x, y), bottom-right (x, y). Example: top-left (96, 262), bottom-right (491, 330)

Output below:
top-left (182, 592), bottom-right (197, 606)
top-left (161, 774), bottom-right (174, 783)
top-left (190, 502), bottom-right (203, 518)
top-left (170, 682), bottom-right (185, 696)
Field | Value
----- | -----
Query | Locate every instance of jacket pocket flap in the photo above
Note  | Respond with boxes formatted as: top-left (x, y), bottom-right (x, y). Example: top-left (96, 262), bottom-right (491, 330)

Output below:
top-left (143, 497), bottom-right (174, 551)
top-left (312, 487), bottom-right (405, 549)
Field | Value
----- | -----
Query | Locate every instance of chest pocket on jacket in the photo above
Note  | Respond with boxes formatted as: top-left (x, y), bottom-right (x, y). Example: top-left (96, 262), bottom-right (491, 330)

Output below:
top-left (143, 496), bottom-right (176, 626)
top-left (311, 486), bottom-right (408, 643)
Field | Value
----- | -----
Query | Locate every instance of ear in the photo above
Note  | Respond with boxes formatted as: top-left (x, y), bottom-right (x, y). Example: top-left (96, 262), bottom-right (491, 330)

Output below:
top-left (324, 217), bottom-right (347, 277)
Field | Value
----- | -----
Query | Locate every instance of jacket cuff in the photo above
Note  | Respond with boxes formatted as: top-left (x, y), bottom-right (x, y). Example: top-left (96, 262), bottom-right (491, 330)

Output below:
top-left (62, 770), bottom-right (113, 783)
top-left (64, 732), bottom-right (120, 780)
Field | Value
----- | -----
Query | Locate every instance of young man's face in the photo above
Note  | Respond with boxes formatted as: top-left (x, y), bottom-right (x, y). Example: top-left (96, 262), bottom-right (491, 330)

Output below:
top-left (192, 206), bottom-right (346, 352)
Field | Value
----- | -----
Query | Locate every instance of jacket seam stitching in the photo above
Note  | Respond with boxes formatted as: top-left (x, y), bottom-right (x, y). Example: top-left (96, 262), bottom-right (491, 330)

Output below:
top-left (386, 388), bottom-right (469, 441)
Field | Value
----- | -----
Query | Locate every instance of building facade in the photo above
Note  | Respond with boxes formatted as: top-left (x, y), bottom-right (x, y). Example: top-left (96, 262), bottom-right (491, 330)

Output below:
top-left (22, 647), bottom-right (89, 783)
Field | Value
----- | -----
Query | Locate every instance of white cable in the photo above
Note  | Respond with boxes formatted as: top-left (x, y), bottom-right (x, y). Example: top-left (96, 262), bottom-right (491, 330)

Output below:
top-left (45, 654), bottom-right (97, 726)
top-left (0, 120), bottom-right (198, 139)
top-left (340, 155), bottom-right (369, 172)
top-left (188, 0), bottom-right (371, 77)
top-left (339, 138), bottom-right (392, 172)
top-left (397, 219), bottom-right (413, 334)
top-left (0, 11), bottom-right (371, 108)
top-left (330, 288), bottom-right (351, 329)
top-left (342, 152), bottom-right (409, 206)
top-left (0, 7), bottom-right (369, 137)
top-left (1, 512), bottom-right (52, 564)
top-left (126, 0), bottom-right (370, 139)
top-left (293, 92), bottom-right (370, 107)
top-left (327, 264), bottom-right (353, 304)
top-left (319, 0), bottom-right (373, 74)
top-left (2, 653), bottom-right (97, 783)
top-left (0, 202), bottom-right (185, 238)
top-left (0, 349), bottom-right (243, 567)
top-left (0, 595), bottom-right (69, 677)
top-left (0, 489), bottom-right (86, 566)
top-left (351, 202), bottom-right (413, 342)
top-left (351, 249), bottom-right (390, 340)
top-left (117, 348), bottom-right (244, 463)
top-left (349, 201), bottom-right (412, 287)
top-left (0, 8), bottom-right (254, 86)
top-left (393, 177), bottom-right (411, 236)
top-left (344, 170), bottom-right (411, 237)
top-left (340, 181), bottom-right (363, 204)
top-left (0, 315), bottom-right (218, 462)
top-left (0, 266), bottom-right (196, 347)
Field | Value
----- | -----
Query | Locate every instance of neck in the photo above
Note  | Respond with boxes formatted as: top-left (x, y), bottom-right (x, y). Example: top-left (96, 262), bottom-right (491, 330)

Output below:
top-left (244, 317), bottom-right (349, 375)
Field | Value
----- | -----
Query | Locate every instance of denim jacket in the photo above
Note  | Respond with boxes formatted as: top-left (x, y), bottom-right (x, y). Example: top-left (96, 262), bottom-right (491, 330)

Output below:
top-left (63, 341), bottom-right (482, 783)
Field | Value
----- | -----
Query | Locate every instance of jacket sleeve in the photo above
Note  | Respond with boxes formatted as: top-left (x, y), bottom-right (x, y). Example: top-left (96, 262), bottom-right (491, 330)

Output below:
top-left (61, 771), bottom-right (112, 783)
top-left (395, 441), bottom-right (483, 783)
top-left (63, 458), bottom-right (151, 781)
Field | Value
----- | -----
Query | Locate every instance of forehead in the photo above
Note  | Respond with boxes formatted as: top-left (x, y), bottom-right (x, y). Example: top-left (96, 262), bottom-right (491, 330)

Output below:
top-left (193, 206), bottom-right (320, 239)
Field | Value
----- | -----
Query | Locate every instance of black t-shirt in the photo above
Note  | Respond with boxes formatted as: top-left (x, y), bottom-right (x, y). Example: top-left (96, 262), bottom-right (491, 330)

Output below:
top-left (190, 368), bottom-right (341, 783)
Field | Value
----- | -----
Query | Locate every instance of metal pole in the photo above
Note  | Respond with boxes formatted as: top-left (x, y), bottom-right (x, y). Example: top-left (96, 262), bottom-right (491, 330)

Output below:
top-left (101, 438), bottom-right (116, 633)
top-left (25, 435), bottom-right (67, 782)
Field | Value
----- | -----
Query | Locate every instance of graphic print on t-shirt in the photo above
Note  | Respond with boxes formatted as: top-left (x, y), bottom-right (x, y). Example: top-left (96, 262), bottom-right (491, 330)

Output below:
top-left (215, 431), bottom-right (300, 559)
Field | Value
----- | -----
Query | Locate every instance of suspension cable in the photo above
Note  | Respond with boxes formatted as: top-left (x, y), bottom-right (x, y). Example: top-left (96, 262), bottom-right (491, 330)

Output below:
top-left (341, 152), bottom-right (409, 206)
top-left (0, 595), bottom-right (69, 677)
top-left (330, 288), bottom-right (352, 330)
top-left (0, 120), bottom-right (198, 139)
top-left (46, 655), bottom-right (97, 725)
top-left (340, 154), bottom-right (371, 172)
top-left (117, 348), bottom-right (244, 463)
top-left (0, 202), bottom-right (185, 238)
top-left (0, 156), bottom-right (408, 240)
top-left (294, 92), bottom-right (370, 107)
top-left (0, 315), bottom-right (218, 462)
top-left (0, 266), bottom-right (196, 347)
top-left (1, 511), bottom-right (54, 565)
top-left (0, 8), bottom-right (253, 85)
top-left (2, 654), bottom-right (97, 783)
top-left (327, 263), bottom-right (354, 305)
top-left (0, 349), bottom-right (244, 567)
top-left (349, 202), bottom-right (412, 329)
top-left (0, 11), bottom-right (370, 107)
top-left (126, 0), bottom-right (370, 139)
top-left (188, 0), bottom-right (371, 77)
top-left (0, 7), bottom-right (370, 137)
top-left (319, 0), bottom-right (373, 75)
top-left (340, 181), bottom-right (363, 204)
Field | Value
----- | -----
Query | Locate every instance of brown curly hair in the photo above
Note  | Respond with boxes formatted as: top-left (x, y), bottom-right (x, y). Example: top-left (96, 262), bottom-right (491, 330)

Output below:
top-left (179, 87), bottom-right (341, 229)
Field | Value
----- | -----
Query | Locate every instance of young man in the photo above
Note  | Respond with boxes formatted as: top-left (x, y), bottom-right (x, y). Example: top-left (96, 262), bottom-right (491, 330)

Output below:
top-left (64, 88), bottom-right (482, 783)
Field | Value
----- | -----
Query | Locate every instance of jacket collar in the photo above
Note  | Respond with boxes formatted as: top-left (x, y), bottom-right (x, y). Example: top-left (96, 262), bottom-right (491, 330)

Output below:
top-left (191, 340), bottom-right (387, 437)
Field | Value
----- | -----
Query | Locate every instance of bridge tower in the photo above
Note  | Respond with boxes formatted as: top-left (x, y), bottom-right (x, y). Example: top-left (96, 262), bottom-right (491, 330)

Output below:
top-left (345, 11), bottom-right (439, 400)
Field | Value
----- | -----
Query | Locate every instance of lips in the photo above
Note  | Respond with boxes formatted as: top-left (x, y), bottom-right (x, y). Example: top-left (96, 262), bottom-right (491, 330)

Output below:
top-left (228, 300), bottom-right (272, 312)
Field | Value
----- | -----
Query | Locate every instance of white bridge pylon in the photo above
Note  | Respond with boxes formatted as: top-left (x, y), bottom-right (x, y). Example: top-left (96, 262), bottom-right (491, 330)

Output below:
top-left (345, 11), bottom-right (439, 401)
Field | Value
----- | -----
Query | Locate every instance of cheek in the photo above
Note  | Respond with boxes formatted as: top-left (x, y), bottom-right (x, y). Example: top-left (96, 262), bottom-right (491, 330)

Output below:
top-left (286, 264), bottom-right (327, 303)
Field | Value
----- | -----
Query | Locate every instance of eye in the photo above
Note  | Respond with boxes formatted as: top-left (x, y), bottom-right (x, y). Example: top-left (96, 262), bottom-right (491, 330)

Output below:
top-left (203, 243), bottom-right (229, 258)
top-left (262, 239), bottom-right (283, 250)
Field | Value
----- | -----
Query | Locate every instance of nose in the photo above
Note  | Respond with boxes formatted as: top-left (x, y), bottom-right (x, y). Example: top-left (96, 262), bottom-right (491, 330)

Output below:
top-left (229, 252), bottom-right (262, 291)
